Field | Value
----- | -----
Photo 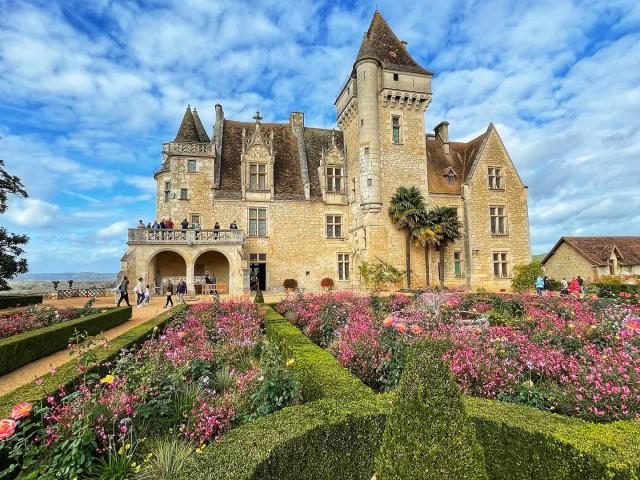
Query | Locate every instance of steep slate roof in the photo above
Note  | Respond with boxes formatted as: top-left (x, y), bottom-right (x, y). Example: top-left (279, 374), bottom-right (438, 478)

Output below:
top-left (542, 237), bottom-right (640, 266)
top-left (174, 105), bottom-right (210, 143)
top-left (426, 131), bottom-right (488, 194)
top-left (303, 128), bottom-right (344, 198)
top-left (355, 11), bottom-right (432, 75)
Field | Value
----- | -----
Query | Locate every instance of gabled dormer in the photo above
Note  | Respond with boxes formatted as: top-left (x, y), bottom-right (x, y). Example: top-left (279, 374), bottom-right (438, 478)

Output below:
top-left (241, 111), bottom-right (275, 201)
top-left (318, 131), bottom-right (347, 204)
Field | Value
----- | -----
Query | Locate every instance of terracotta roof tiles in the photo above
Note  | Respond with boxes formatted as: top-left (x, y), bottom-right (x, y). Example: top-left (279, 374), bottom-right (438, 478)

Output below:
top-left (544, 237), bottom-right (640, 266)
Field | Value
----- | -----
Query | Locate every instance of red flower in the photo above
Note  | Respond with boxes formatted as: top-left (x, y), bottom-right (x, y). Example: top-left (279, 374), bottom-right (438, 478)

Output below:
top-left (383, 316), bottom-right (394, 327)
top-left (10, 402), bottom-right (32, 420)
top-left (0, 419), bottom-right (16, 440)
top-left (410, 324), bottom-right (424, 335)
top-left (395, 322), bottom-right (408, 334)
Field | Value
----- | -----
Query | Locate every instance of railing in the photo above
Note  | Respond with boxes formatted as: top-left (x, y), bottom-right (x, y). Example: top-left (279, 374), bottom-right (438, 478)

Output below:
top-left (127, 229), bottom-right (245, 245)
top-left (57, 288), bottom-right (108, 299)
top-left (162, 142), bottom-right (213, 155)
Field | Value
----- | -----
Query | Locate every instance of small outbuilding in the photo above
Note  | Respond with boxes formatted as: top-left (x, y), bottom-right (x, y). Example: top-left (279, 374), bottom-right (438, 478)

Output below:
top-left (542, 236), bottom-right (640, 282)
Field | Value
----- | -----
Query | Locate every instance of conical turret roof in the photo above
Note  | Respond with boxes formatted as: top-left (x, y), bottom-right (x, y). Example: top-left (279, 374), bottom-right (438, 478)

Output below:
top-left (174, 105), bottom-right (209, 143)
top-left (356, 11), bottom-right (432, 75)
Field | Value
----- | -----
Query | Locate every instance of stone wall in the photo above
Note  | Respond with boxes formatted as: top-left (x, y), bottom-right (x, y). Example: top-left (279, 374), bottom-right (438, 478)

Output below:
top-left (543, 242), bottom-right (597, 282)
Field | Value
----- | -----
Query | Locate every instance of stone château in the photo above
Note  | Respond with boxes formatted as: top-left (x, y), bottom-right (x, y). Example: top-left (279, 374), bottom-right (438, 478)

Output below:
top-left (119, 11), bottom-right (531, 295)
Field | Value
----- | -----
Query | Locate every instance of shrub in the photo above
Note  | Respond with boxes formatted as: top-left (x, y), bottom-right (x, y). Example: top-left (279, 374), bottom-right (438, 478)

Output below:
top-left (320, 277), bottom-right (334, 289)
top-left (0, 294), bottom-right (43, 309)
top-left (253, 290), bottom-right (264, 304)
top-left (511, 261), bottom-right (544, 292)
top-left (282, 279), bottom-right (298, 290)
top-left (591, 282), bottom-right (640, 298)
top-left (376, 339), bottom-right (488, 480)
top-left (140, 437), bottom-right (193, 480)
top-left (359, 259), bottom-right (404, 290)
top-left (0, 306), bottom-right (132, 375)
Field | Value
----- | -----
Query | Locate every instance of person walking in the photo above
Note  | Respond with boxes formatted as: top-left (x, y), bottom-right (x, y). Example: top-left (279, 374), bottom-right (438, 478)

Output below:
top-left (543, 276), bottom-right (552, 295)
top-left (144, 284), bottom-right (151, 304)
top-left (117, 276), bottom-right (131, 307)
top-left (568, 277), bottom-right (581, 295)
top-left (577, 275), bottom-right (585, 294)
top-left (165, 279), bottom-right (174, 307)
top-left (561, 277), bottom-right (569, 296)
top-left (134, 277), bottom-right (145, 307)
top-left (176, 278), bottom-right (187, 304)
top-left (535, 275), bottom-right (544, 296)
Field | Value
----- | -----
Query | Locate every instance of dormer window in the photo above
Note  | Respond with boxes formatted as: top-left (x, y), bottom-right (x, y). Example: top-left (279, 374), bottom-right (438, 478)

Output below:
top-left (443, 167), bottom-right (457, 185)
top-left (249, 163), bottom-right (267, 191)
top-left (326, 167), bottom-right (343, 193)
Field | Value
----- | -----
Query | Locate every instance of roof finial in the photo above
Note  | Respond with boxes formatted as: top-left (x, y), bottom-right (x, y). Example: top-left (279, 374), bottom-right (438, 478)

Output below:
top-left (253, 110), bottom-right (263, 124)
top-left (331, 129), bottom-right (336, 148)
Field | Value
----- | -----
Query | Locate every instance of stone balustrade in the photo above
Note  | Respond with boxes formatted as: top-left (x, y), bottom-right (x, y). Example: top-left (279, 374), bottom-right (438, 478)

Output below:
top-left (162, 142), bottom-right (213, 155)
top-left (127, 229), bottom-right (245, 245)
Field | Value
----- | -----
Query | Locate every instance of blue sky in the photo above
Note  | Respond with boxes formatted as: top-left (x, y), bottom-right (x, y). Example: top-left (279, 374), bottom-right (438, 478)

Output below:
top-left (1, 0), bottom-right (639, 273)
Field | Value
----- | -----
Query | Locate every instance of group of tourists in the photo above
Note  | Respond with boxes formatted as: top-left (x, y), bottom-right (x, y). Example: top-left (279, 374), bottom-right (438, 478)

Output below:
top-left (535, 275), bottom-right (586, 296)
top-left (116, 276), bottom-right (188, 308)
top-left (136, 219), bottom-right (239, 231)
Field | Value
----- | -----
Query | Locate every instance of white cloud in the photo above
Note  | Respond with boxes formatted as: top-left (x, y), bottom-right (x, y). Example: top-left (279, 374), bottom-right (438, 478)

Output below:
top-left (5, 198), bottom-right (60, 227)
top-left (96, 221), bottom-right (129, 238)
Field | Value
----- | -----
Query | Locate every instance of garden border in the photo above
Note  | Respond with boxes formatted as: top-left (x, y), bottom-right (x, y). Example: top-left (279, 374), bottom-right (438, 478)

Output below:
top-left (183, 304), bottom-right (640, 480)
top-left (0, 295), bottom-right (43, 310)
top-left (0, 304), bottom-right (186, 417)
top-left (0, 307), bottom-right (132, 375)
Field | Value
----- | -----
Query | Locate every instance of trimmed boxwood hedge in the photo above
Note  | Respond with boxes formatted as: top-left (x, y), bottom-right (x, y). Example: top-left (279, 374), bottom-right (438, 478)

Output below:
top-left (182, 305), bottom-right (640, 480)
top-left (0, 294), bottom-right (43, 310)
top-left (0, 304), bottom-right (186, 417)
top-left (591, 282), bottom-right (640, 297)
top-left (0, 306), bottom-right (132, 375)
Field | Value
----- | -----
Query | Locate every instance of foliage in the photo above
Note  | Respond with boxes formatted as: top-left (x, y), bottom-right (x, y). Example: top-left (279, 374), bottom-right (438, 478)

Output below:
top-left (376, 339), bottom-right (488, 480)
top-left (511, 261), bottom-right (545, 292)
top-left (358, 258), bottom-right (404, 291)
top-left (591, 282), bottom-right (640, 298)
top-left (139, 437), bottom-right (193, 480)
top-left (253, 290), bottom-right (264, 304)
top-left (0, 159), bottom-right (29, 291)
top-left (282, 279), bottom-right (298, 289)
top-left (0, 295), bottom-right (42, 310)
top-left (320, 277), bottom-right (334, 289)
top-left (428, 205), bottom-right (462, 285)
top-left (0, 306), bottom-right (131, 375)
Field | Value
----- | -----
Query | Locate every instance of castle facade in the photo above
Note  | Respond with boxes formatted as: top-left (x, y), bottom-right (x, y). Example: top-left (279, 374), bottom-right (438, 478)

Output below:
top-left (120, 12), bottom-right (531, 295)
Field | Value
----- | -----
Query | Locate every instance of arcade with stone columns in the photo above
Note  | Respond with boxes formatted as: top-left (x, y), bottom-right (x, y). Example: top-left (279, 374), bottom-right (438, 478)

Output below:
top-left (118, 11), bottom-right (531, 294)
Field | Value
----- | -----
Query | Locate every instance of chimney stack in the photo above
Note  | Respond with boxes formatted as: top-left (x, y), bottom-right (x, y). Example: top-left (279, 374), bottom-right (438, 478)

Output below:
top-left (400, 40), bottom-right (408, 48)
top-left (434, 121), bottom-right (450, 154)
top-left (289, 112), bottom-right (304, 133)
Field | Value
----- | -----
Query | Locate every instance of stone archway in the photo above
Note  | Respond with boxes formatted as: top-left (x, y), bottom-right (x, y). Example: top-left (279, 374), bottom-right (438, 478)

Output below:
top-left (147, 250), bottom-right (188, 291)
top-left (193, 250), bottom-right (231, 293)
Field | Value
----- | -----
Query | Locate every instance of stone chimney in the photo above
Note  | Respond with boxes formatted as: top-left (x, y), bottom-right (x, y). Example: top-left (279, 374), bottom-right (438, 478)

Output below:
top-left (213, 104), bottom-right (224, 189)
top-left (400, 40), bottom-right (408, 48)
top-left (434, 121), bottom-right (450, 154)
top-left (289, 112), bottom-right (304, 133)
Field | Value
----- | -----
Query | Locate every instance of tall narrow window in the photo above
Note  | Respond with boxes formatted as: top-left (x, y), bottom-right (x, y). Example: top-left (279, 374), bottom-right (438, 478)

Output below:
top-left (338, 253), bottom-right (350, 281)
top-left (364, 147), bottom-right (370, 162)
top-left (393, 73), bottom-right (399, 81)
top-left (392, 116), bottom-right (401, 144)
top-left (488, 167), bottom-right (503, 189)
top-left (164, 182), bottom-right (171, 202)
top-left (326, 167), bottom-right (343, 192)
top-left (249, 164), bottom-right (267, 190)
top-left (490, 206), bottom-right (507, 235)
top-left (187, 159), bottom-right (197, 172)
top-left (493, 252), bottom-right (509, 278)
top-left (326, 215), bottom-right (343, 238)
top-left (454, 251), bottom-right (463, 277)
top-left (248, 208), bottom-right (267, 237)
top-left (180, 188), bottom-right (188, 200)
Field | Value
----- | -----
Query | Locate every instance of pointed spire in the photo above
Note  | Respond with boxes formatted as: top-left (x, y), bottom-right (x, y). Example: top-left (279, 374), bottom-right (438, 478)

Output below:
top-left (355, 11), bottom-right (432, 75)
top-left (191, 107), bottom-right (210, 143)
top-left (174, 105), bottom-right (201, 143)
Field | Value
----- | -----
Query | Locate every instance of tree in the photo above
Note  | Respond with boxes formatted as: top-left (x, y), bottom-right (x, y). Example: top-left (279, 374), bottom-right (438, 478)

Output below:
top-left (511, 260), bottom-right (544, 292)
top-left (0, 159), bottom-right (29, 290)
top-left (411, 210), bottom-right (441, 288)
top-left (430, 206), bottom-right (462, 287)
top-left (388, 187), bottom-right (426, 289)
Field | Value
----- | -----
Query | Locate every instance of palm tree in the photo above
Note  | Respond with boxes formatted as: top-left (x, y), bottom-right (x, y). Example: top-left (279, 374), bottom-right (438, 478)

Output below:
top-left (430, 206), bottom-right (462, 287)
top-left (388, 186), bottom-right (426, 289)
top-left (411, 210), bottom-right (441, 288)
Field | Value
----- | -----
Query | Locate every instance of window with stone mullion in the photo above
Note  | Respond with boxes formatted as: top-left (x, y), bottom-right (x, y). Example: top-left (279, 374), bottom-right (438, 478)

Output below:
top-left (249, 164), bottom-right (267, 191)
top-left (249, 208), bottom-right (267, 237)
top-left (326, 215), bottom-right (343, 238)
top-left (327, 167), bottom-right (343, 193)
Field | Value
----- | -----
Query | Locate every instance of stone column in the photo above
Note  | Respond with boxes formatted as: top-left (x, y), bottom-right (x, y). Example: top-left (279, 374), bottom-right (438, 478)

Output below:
top-left (186, 260), bottom-right (195, 295)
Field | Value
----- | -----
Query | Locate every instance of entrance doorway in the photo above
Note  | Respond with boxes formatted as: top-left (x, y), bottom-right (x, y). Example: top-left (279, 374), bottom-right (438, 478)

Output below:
top-left (249, 253), bottom-right (267, 291)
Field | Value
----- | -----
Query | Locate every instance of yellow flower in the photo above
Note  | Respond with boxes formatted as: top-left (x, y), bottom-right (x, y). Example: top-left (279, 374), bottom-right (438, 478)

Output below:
top-left (135, 465), bottom-right (141, 473)
top-left (195, 448), bottom-right (203, 454)
top-left (118, 446), bottom-right (124, 455)
top-left (125, 443), bottom-right (131, 450)
top-left (285, 358), bottom-right (294, 367)
top-left (100, 374), bottom-right (114, 384)
top-left (131, 462), bottom-right (137, 467)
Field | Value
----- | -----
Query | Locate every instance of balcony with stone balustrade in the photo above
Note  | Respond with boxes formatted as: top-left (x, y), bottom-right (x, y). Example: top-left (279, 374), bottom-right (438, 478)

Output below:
top-left (127, 228), bottom-right (245, 246)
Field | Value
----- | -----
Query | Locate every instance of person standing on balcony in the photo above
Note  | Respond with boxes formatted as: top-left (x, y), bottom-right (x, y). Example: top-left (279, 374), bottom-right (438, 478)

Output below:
top-left (159, 219), bottom-right (166, 229)
top-left (229, 220), bottom-right (238, 230)
top-left (165, 218), bottom-right (174, 229)
top-left (176, 278), bottom-right (187, 303)
top-left (137, 220), bottom-right (145, 229)
top-left (117, 276), bottom-right (131, 307)
top-left (181, 218), bottom-right (189, 230)
top-left (214, 222), bottom-right (220, 239)
top-left (152, 220), bottom-right (160, 230)
top-left (165, 279), bottom-right (174, 307)
top-left (134, 277), bottom-right (145, 307)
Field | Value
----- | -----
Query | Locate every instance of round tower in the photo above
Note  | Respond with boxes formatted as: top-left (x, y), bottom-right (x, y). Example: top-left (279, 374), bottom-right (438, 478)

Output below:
top-left (356, 59), bottom-right (383, 213)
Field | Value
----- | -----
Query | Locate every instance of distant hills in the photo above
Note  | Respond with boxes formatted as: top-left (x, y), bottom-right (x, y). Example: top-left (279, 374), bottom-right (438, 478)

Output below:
top-left (15, 272), bottom-right (116, 281)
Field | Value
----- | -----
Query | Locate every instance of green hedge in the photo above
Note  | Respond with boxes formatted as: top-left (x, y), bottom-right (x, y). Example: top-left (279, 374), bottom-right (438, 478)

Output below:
top-left (0, 305), bottom-right (186, 417)
top-left (591, 282), bottom-right (640, 297)
top-left (263, 304), bottom-right (371, 402)
top-left (182, 305), bottom-right (640, 480)
top-left (0, 307), bottom-right (132, 375)
top-left (0, 294), bottom-right (43, 310)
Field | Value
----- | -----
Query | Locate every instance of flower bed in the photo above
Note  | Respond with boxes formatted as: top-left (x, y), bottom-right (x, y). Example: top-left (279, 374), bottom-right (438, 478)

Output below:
top-left (277, 291), bottom-right (640, 422)
top-left (0, 300), bottom-right (301, 479)
top-left (0, 299), bottom-right (100, 339)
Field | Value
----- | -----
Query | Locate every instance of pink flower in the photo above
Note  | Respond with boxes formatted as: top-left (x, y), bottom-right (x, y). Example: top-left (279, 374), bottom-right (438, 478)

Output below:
top-left (395, 323), bottom-right (408, 334)
top-left (0, 419), bottom-right (16, 440)
top-left (410, 324), bottom-right (424, 335)
top-left (10, 402), bottom-right (32, 420)
top-left (34, 377), bottom-right (43, 386)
